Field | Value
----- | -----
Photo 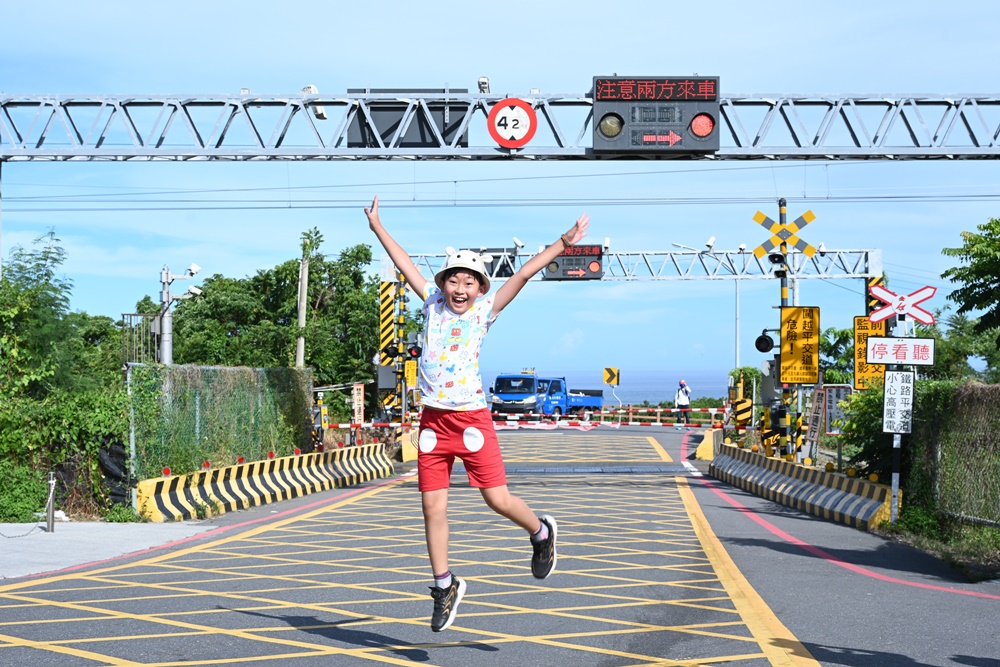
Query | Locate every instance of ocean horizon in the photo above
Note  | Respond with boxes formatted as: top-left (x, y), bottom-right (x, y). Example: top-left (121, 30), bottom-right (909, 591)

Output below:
top-left (481, 368), bottom-right (733, 406)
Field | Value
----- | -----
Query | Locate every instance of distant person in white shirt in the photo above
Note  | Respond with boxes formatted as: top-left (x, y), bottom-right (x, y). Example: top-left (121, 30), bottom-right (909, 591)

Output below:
top-left (675, 379), bottom-right (692, 427)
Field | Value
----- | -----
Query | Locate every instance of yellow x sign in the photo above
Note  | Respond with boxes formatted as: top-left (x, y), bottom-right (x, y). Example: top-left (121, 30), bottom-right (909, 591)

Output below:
top-left (752, 209), bottom-right (817, 259)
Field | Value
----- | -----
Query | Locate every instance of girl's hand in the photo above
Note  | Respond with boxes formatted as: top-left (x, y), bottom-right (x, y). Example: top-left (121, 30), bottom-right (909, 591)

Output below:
top-left (563, 213), bottom-right (590, 245)
top-left (364, 195), bottom-right (380, 229)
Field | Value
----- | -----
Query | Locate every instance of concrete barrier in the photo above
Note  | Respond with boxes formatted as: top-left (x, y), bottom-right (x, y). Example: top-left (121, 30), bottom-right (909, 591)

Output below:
top-left (695, 428), bottom-right (723, 460)
top-left (136, 443), bottom-right (394, 522)
top-left (401, 427), bottom-right (418, 462)
top-left (708, 444), bottom-right (896, 531)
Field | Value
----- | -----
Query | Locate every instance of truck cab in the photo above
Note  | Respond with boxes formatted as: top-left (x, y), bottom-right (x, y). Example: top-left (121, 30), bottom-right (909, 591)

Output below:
top-left (490, 373), bottom-right (542, 418)
top-left (491, 372), bottom-right (603, 420)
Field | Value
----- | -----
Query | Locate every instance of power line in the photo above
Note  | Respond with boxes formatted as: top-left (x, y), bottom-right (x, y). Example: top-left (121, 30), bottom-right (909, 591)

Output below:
top-left (7, 158), bottom-right (999, 202)
top-left (7, 190), bottom-right (1000, 214)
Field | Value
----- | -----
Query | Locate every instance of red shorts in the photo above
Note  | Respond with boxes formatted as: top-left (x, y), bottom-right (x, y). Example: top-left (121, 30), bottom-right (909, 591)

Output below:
top-left (417, 407), bottom-right (507, 492)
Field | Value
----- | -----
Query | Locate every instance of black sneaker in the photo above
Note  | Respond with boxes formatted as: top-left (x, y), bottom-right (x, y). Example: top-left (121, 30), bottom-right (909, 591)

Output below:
top-left (429, 576), bottom-right (466, 632)
top-left (531, 515), bottom-right (558, 579)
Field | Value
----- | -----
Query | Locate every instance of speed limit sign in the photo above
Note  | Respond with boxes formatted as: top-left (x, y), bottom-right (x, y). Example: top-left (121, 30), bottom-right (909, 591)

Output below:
top-left (487, 98), bottom-right (538, 149)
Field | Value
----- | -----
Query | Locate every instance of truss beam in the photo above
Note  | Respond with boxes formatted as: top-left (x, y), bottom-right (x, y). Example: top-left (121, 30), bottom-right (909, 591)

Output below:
top-left (408, 248), bottom-right (882, 282)
top-left (2, 93), bottom-right (999, 161)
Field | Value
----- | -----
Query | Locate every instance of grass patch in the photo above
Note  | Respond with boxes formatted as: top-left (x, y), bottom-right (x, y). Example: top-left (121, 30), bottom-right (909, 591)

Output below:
top-left (104, 503), bottom-right (148, 523)
top-left (875, 507), bottom-right (1000, 582)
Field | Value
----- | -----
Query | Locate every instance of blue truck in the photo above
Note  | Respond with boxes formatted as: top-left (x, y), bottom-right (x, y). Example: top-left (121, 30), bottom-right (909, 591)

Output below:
top-left (489, 371), bottom-right (604, 419)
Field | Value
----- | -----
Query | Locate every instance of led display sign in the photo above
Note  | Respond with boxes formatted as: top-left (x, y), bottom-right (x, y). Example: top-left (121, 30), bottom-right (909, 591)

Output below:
top-left (592, 76), bottom-right (720, 154)
top-left (543, 244), bottom-right (604, 281)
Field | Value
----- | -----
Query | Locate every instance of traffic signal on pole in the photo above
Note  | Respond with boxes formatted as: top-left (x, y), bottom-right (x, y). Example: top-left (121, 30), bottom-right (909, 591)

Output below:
top-left (592, 76), bottom-right (720, 154)
top-left (542, 244), bottom-right (604, 281)
top-left (405, 332), bottom-right (422, 359)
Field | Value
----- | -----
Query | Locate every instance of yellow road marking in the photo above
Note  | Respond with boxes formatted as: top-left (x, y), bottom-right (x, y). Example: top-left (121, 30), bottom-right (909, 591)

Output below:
top-left (0, 631), bottom-right (142, 666)
top-left (0, 465), bottom-right (819, 666)
top-left (648, 435), bottom-right (673, 461)
top-left (676, 476), bottom-right (821, 666)
top-left (0, 478), bottom-right (409, 595)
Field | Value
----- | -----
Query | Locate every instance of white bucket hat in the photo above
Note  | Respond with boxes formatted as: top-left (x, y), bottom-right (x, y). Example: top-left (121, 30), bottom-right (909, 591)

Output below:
top-left (434, 247), bottom-right (493, 293)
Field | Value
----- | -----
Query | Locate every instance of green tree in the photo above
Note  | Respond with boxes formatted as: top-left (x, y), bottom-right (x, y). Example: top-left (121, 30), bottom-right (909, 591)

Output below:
top-left (942, 218), bottom-right (1000, 348)
top-left (729, 366), bottom-right (762, 396)
top-left (972, 327), bottom-right (1000, 383)
top-left (170, 236), bottom-right (381, 387)
top-left (819, 326), bottom-right (854, 385)
top-left (134, 295), bottom-right (159, 315)
top-left (915, 309), bottom-right (979, 381)
top-left (0, 233), bottom-right (130, 518)
top-left (0, 232), bottom-right (73, 398)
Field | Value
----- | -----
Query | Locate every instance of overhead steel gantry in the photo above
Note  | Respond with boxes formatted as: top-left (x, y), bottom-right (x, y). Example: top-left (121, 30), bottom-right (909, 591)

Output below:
top-left (406, 247), bottom-right (881, 282)
top-left (2, 91), bottom-right (1000, 160)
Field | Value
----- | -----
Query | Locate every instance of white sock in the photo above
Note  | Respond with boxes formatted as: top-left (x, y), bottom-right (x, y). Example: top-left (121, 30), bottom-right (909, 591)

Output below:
top-left (433, 571), bottom-right (452, 588)
top-left (531, 521), bottom-right (549, 543)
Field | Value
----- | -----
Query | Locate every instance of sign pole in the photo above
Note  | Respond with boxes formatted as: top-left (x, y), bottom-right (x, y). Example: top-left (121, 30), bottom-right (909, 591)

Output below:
top-left (890, 313), bottom-right (906, 523)
top-left (777, 198), bottom-right (792, 459)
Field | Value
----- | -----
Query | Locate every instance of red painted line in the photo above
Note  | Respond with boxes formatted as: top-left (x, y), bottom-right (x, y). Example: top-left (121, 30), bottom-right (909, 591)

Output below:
top-left (16, 476), bottom-right (403, 580)
top-left (696, 474), bottom-right (1000, 601)
top-left (679, 430), bottom-right (692, 461)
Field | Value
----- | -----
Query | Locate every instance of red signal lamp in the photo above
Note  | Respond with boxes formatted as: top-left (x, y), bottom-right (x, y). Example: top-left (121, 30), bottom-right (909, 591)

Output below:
top-left (691, 113), bottom-right (715, 138)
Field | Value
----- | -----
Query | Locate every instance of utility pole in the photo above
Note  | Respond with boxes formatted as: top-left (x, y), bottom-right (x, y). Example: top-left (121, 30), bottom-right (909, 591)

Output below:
top-left (776, 198), bottom-right (793, 460)
top-left (295, 253), bottom-right (309, 369)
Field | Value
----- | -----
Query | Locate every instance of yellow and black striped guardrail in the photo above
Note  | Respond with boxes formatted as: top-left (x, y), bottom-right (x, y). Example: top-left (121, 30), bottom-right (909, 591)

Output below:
top-left (709, 444), bottom-right (895, 531)
top-left (136, 443), bottom-right (394, 522)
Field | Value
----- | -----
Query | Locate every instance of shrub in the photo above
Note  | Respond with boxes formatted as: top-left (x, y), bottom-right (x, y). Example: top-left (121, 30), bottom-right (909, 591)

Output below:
top-left (0, 462), bottom-right (48, 522)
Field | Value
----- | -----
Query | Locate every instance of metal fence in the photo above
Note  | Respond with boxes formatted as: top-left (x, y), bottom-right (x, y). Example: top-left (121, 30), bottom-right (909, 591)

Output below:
top-left (121, 313), bottom-right (158, 365)
top-left (125, 364), bottom-right (312, 480)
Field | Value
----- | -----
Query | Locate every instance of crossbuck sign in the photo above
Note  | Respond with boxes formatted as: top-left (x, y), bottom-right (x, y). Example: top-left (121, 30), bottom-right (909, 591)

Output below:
top-left (869, 285), bottom-right (936, 325)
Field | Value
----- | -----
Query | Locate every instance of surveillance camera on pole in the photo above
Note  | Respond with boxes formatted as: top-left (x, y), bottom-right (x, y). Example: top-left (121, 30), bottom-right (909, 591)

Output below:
top-left (157, 262), bottom-right (204, 365)
top-left (301, 84), bottom-right (327, 120)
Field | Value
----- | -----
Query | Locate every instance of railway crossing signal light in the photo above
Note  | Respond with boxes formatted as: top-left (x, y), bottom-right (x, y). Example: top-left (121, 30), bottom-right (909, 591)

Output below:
top-left (542, 244), bottom-right (604, 281)
top-left (755, 331), bottom-right (775, 353)
top-left (405, 332), bottom-right (422, 359)
top-left (592, 76), bottom-right (720, 155)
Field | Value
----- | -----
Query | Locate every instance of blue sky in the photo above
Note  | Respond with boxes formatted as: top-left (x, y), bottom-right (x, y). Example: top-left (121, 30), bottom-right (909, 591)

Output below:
top-left (2, 0), bottom-right (998, 390)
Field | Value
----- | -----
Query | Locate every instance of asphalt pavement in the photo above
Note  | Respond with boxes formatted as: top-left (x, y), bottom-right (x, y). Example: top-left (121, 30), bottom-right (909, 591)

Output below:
top-left (2, 430), bottom-right (999, 667)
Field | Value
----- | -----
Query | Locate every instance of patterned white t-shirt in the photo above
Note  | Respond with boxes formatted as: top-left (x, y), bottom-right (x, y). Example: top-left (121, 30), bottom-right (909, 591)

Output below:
top-left (418, 284), bottom-right (496, 411)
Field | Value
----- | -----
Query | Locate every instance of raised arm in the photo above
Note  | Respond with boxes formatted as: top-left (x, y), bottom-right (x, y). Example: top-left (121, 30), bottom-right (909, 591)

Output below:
top-left (492, 213), bottom-right (590, 315)
top-left (365, 195), bottom-right (429, 297)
